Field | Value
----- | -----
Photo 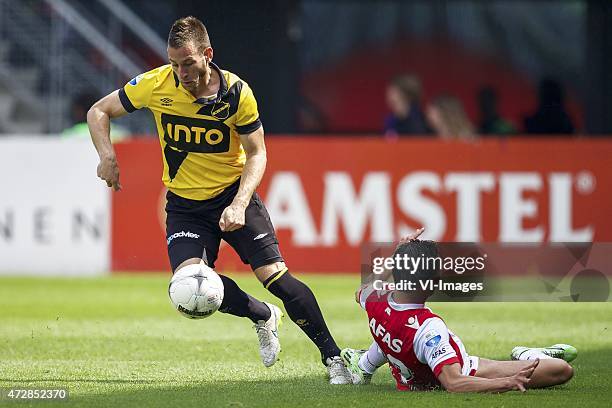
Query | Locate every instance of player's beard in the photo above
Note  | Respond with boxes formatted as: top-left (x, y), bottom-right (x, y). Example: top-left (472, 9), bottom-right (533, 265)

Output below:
top-left (183, 65), bottom-right (210, 95)
top-left (185, 74), bottom-right (199, 91)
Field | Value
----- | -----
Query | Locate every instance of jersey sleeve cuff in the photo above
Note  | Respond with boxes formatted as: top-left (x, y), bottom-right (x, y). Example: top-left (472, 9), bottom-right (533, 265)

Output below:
top-left (357, 287), bottom-right (366, 309)
top-left (236, 118), bottom-right (262, 135)
top-left (358, 284), bottom-right (375, 310)
top-left (118, 88), bottom-right (137, 113)
top-left (432, 356), bottom-right (460, 377)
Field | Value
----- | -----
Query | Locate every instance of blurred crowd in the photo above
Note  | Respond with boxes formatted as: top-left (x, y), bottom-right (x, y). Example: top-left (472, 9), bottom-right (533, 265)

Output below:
top-left (63, 75), bottom-right (577, 140)
top-left (61, 93), bottom-right (129, 141)
top-left (384, 75), bottom-right (576, 139)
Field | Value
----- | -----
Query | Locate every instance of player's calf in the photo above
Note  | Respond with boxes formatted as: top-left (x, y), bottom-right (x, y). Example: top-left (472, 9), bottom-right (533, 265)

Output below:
top-left (259, 264), bottom-right (342, 362)
top-left (545, 359), bottom-right (574, 386)
top-left (257, 262), bottom-right (352, 384)
top-left (477, 357), bottom-right (574, 389)
top-left (523, 359), bottom-right (573, 388)
top-left (510, 343), bottom-right (575, 387)
top-left (216, 274), bottom-right (271, 322)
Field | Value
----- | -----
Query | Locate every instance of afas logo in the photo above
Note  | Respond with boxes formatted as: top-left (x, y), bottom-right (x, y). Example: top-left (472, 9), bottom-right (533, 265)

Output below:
top-left (431, 347), bottom-right (447, 359)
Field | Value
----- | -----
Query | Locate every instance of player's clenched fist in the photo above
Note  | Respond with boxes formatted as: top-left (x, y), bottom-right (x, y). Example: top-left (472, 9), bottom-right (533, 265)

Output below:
top-left (219, 202), bottom-right (246, 232)
top-left (97, 156), bottom-right (122, 191)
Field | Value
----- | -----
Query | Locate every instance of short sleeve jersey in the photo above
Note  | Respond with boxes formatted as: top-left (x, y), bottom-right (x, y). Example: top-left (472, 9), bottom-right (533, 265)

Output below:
top-left (119, 62), bottom-right (262, 200)
top-left (359, 286), bottom-right (474, 390)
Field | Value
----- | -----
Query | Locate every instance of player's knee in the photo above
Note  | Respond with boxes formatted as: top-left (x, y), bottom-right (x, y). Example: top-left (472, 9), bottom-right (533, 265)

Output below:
top-left (254, 261), bottom-right (286, 283)
top-left (174, 257), bottom-right (203, 273)
top-left (172, 261), bottom-right (199, 278)
top-left (557, 361), bottom-right (574, 384)
top-left (549, 360), bottom-right (573, 384)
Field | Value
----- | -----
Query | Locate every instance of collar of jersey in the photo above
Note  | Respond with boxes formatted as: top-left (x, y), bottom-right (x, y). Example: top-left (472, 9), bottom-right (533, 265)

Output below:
top-left (387, 293), bottom-right (425, 311)
top-left (174, 61), bottom-right (228, 105)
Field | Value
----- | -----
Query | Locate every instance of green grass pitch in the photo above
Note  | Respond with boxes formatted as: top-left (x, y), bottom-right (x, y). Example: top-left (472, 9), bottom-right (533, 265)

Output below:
top-left (0, 274), bottom-right (611, 407)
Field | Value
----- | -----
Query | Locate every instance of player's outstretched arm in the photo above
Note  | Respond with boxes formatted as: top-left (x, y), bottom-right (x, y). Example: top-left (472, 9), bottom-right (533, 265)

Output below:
top-left (87, 90), bottom-right (128, 191)
top-left (219, 126), bottom-right (267, 232)
top-left (437, 360), bottom-right (538, 393)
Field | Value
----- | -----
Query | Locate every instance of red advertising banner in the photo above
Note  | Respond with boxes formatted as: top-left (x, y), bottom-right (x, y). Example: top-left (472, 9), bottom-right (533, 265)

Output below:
top-left (112, 137), bottom-right (612, 273)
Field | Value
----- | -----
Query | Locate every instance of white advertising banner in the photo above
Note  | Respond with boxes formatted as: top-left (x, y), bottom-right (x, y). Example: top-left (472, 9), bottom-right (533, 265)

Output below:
top-left (0, 137), bottom-right (110, 275)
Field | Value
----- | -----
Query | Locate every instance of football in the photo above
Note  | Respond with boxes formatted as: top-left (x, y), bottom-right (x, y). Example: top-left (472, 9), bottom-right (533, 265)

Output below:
top-left (168, 262), bottom-right (224, 319)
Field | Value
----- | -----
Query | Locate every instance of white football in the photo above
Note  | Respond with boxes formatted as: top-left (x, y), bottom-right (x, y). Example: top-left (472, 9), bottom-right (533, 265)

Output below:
top-left (168, 262), bottom-right (224, 319)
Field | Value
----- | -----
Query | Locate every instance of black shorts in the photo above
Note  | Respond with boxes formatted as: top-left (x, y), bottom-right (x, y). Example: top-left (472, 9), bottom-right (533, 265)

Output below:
top-left (165, 179), bottom-right (283, 271)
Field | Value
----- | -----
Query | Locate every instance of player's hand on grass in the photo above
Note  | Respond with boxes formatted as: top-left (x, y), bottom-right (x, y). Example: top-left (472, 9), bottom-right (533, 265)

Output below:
top-left (97, 156), bottom-right (121, 191)
top-left (508, 359), bottom-right (539, 392)
top-left (219, 202), bottom-right (246, 232)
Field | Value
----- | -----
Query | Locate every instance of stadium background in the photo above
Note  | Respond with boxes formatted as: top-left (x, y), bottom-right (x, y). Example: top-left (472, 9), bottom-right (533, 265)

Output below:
top-left (1, 0), bottom-right (611, 275)
top-left (1, 1), bottom-right (611, 407)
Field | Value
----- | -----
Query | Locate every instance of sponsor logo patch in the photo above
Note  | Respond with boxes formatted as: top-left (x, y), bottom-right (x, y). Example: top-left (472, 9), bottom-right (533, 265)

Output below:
top-left (161, 113), bottom-right (231, 153)
top-left (425, 332), bottom-right (442, 347)
top-left (405, 316), bottom-right (420, 329)
top-left (167, 230), bottom-right (200, 245)
top-left (177, 304), bottom-right (213, 318)
top-left (211, 101), bottom-right (230, 120)
top-left (129, 74), bottom-right (143, 86)
top-left (431, 347), bottom-right (447, 359)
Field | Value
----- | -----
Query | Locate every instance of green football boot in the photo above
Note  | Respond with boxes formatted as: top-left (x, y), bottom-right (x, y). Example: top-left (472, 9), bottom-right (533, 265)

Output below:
top-left (511, 344), bottom-right (577, 363)
top-left (340, 348), bottom-right (373, 385)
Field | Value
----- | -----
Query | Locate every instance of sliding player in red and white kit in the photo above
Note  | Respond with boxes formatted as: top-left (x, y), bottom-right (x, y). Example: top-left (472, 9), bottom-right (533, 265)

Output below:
top-left (342, 230), bottom-right (576, 392)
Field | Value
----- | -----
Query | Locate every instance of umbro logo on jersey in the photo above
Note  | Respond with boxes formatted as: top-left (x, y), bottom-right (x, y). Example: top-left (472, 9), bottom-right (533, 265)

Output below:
top-left (254, 233), bottom-right (269, 241)
top-left (161, 97), bottom-right (173, 106)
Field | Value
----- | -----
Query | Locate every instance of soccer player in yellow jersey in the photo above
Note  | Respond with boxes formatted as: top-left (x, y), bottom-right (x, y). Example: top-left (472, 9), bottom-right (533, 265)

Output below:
top-left (87, 16), bottom-right (351, 384)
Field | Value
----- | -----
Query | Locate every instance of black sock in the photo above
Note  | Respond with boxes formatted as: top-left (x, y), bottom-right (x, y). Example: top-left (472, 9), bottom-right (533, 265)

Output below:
top-left (264, 270), bottom-right (341, 363)
top-left (218, 275), bottom-right (271, 323)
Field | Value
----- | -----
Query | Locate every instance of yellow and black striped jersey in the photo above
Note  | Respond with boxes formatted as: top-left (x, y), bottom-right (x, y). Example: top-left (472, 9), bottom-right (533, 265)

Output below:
top-left (118, 62), bottom-right (261, 200)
